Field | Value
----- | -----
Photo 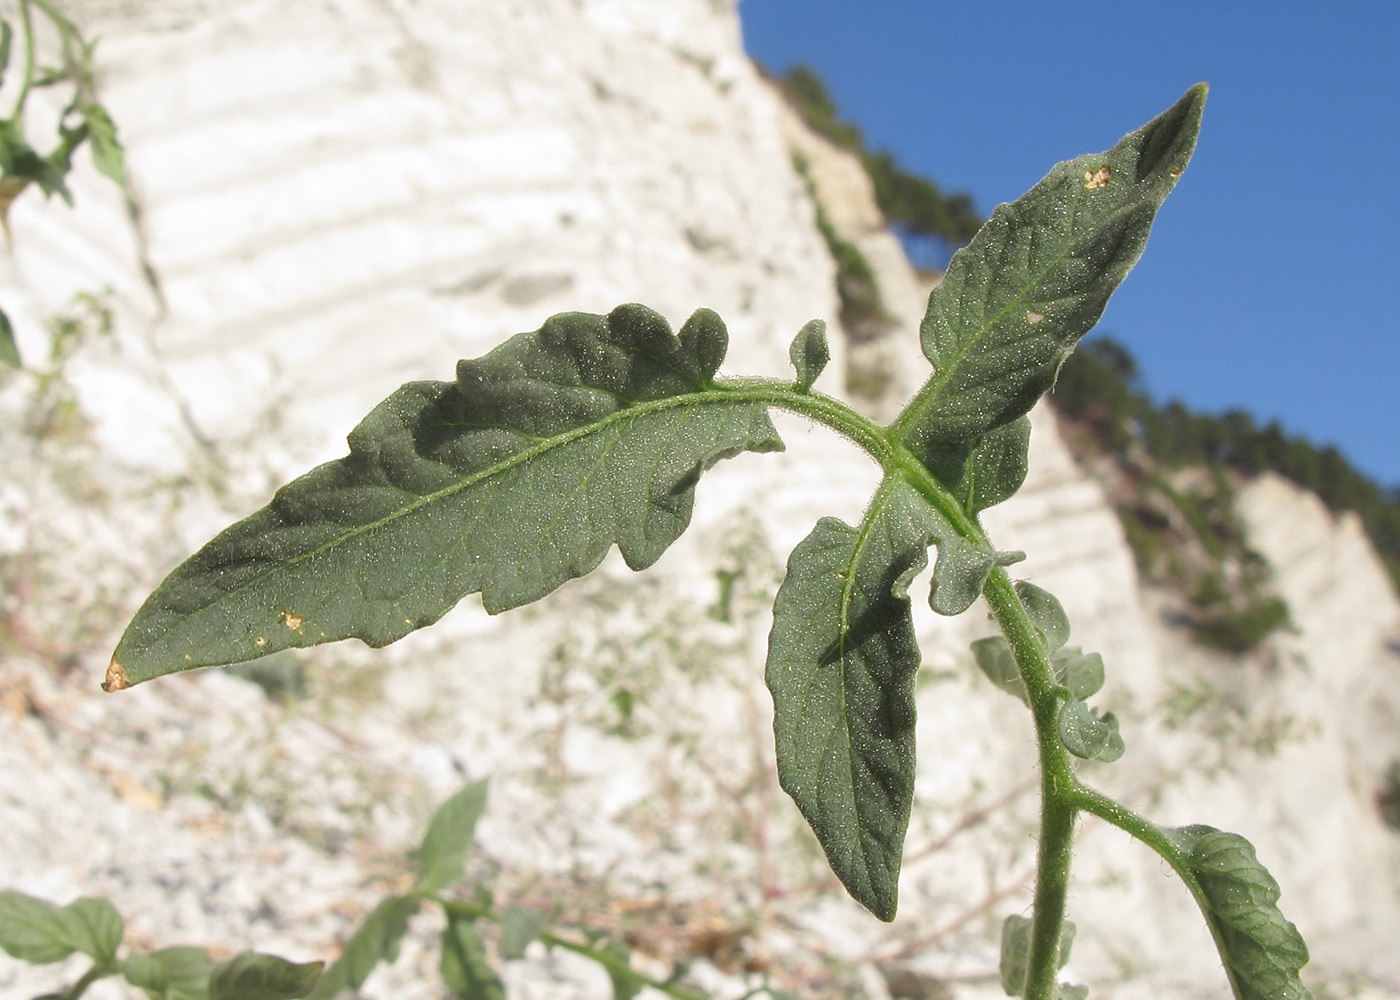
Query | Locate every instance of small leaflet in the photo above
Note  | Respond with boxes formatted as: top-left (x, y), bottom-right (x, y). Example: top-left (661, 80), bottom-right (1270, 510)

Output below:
top-left (998, 915), bottom-right (1082, 999)
top-left (788, 318), bottom-right (830, 392)
top-left (1057, 697), bottom-right (1125, 762)
top-left (1161, 826), bottom-right (1314, 1000)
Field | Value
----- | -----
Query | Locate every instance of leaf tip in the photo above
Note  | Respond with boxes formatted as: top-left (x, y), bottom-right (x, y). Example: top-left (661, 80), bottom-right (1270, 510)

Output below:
top-left (101, 656), bottom-right (130, 692)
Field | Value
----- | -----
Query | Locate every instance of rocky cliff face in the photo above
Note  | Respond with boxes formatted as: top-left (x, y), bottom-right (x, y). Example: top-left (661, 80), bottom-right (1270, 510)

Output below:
top-left (2, 2), bottom-right (1397, 998)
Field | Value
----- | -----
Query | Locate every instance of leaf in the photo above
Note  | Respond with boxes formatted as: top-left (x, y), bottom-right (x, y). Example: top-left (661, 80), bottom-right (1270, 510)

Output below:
top-left (971, 636), bottom-right (1027, 705)
top-left (1162, 826), bottom-right (1313, 1000)
top-left (498, 906), bottom-right (545, 959)
top-left (895, 85), bottom-right (1205, 456)
top-left (79, 100), bottom-right (126, 185)
top-left (439, 917), bottom-right (505, 1000)
top-left (1015, 582), bottom-right (1070, 651)
top-left (123, 946), bottom-right (215, 1000)
top-left (972, 635), bottom-right (1106, 718)
top-left (1055, 649), bottom-right (1105, 701)
top-left (1050, 647), bottom-right (1105, 702)
top-left (998, 915), bottom-right (1079, 998)
top-left (0, 118), bottom-right (72, 204)
top-left (305, 895), bottom-right (419, 1000)
top-left (788, 319), bottom-right (829, 391)
top-left (1056, 697), bottom-right (1124, 762)
top-left (767, 476), bottom-right (950, 920)
top-left (0, 306), bottom-right (19, 367)
top-left (415, 778), bottom-right (489, 893)
top-left (600, 940), bottom-right (643, 1000)
top-left (930, 534), bottom-right (1023, 617)
top-left (208, 953), bottom-right (324, 1000)
top-left (108, 305), bottom-right (783, 688)
top-left (0, 891), bottom-right (123, 965)
top-left (919, 416), bottom-right (1031, 515)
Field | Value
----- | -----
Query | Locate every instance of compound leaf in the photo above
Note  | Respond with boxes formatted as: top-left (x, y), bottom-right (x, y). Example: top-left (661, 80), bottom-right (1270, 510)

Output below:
top-left (766, 476), bottom-right (947, 920)
top-left (0, 891), bottom-right (123, 965)
top-left (416, 778), bottom-right (489, 893)
top-left (440, 917), bottom-right (505, 1000)
top-left (123, 946), bottom-right (215, 1000)
top-left (305, 895), bottom-right (419, 1000)
top-left (897, 85), bottom-right (1205, 456)
top-left (109, 305), bottom-right (783, 688)
top-left (208, 953), bottom-right (323, 1000)
top-left (1162, 826), bottom-right (1313, 1000)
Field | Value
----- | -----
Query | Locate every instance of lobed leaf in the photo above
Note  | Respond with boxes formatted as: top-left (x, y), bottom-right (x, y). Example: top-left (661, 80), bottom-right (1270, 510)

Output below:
top-left (766, 476), bottom-right (952, 920)
top-left (0, 890), bottom-right (123, 965)
top-left (439, 917), bottom-right (505, 1000)
top-left (123, 946), bottom-right (216, 1000)
top-left (108, 305), bottom-right (782, 688)
top-left (305, 895), bottom-right (419, 1000)
top-left (788, 319), bottom-right (830, 392)
top-left (1162, 826), bottom-right (1313, 1000)
top-left (415, 778), bottom-right (489, 893)
top-left (208, 953), bottom-right (324, 1000)
top-left (895, 84), bottom-right (1205, 457)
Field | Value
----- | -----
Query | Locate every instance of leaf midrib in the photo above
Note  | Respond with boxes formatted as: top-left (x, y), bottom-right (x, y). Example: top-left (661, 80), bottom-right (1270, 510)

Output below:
top-left (889, 166), bottom-right (1114, 444)
top-left (804, 478), bottom-right (900, 897)
top-left (140, 387), bottom-right (758, 642)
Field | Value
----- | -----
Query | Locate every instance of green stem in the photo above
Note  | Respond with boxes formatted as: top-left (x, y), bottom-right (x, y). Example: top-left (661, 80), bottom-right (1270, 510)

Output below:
top-left (432, 897), bottom-right (706, 1000)
top-left (718, 378), bottom-right (1080, 1000)
top-left (984, 569), bottom-right (1079, 1000)
top-left (58, 961), bottom-right (115, 1000)
top-left (712, 377), bottom-right (981, 537)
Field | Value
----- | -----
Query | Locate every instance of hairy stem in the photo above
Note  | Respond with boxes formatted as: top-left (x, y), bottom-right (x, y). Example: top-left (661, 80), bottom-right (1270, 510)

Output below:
top-left (984, 569), bottom-right (1079, 1000)
top-left (1069, 783), bottom-right (1241, 993)
top-left (721, 380), bottom-right (1081, 999)
top-left (712, 376), bottom-right (982, 538)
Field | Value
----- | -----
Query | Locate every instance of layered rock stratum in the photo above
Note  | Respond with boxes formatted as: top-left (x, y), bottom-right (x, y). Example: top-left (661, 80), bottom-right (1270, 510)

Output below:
top-left (2, 2), bottom-right (1397, 998)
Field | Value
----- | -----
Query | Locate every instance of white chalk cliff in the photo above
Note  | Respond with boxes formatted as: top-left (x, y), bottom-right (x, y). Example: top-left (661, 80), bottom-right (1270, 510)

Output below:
top-left (2, 2), bottom-right (1397, 998)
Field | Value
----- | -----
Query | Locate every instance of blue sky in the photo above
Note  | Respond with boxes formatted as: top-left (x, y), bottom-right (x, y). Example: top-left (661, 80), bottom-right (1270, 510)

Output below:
top-left (739, 1), bottom-right (1400, 488)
